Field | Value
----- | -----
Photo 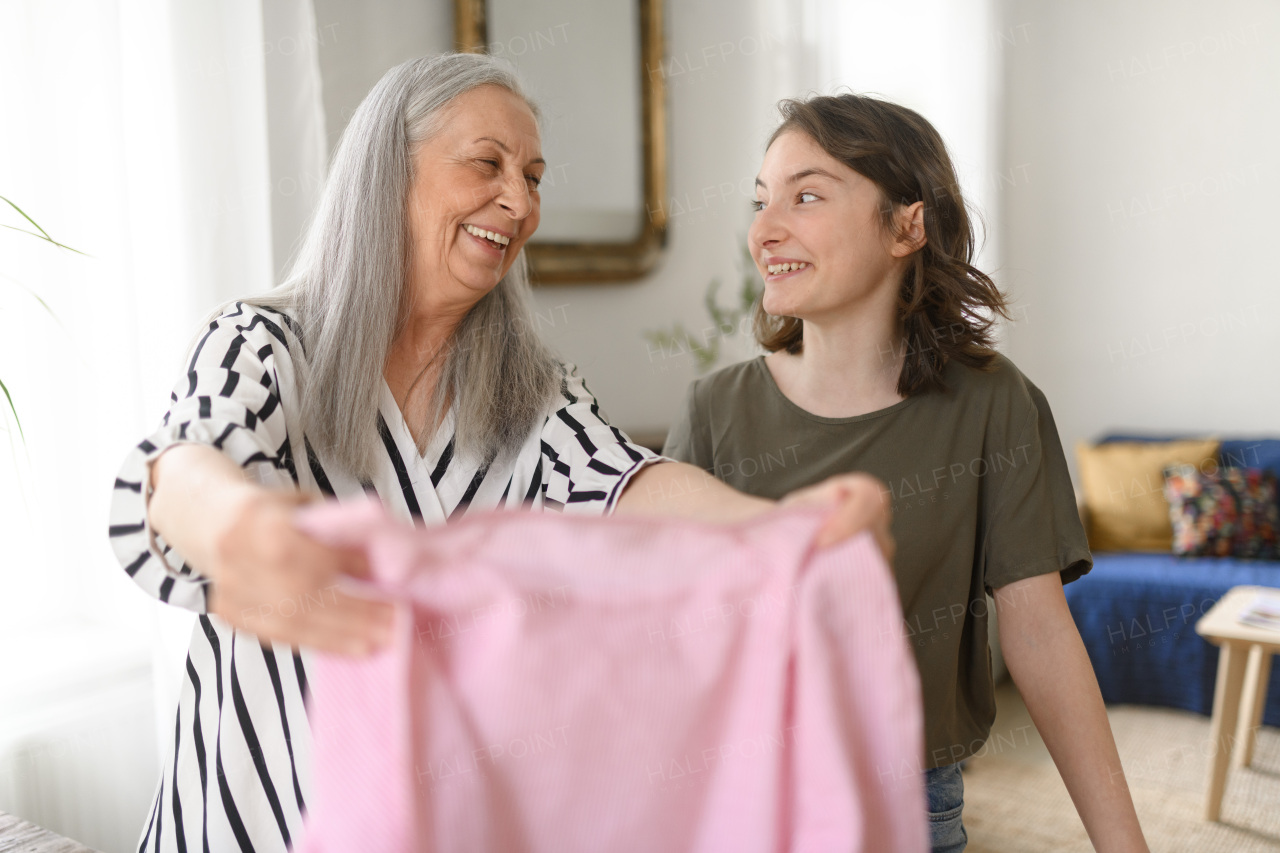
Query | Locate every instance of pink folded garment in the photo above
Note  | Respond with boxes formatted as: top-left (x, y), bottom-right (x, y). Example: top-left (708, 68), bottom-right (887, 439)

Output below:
top-left (295, 502), bottom-right (926, 853)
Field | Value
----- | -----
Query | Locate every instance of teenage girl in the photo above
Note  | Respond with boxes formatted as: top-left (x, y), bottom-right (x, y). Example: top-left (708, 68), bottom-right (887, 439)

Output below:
top-left (663, 94), bottom-right (1149, 853)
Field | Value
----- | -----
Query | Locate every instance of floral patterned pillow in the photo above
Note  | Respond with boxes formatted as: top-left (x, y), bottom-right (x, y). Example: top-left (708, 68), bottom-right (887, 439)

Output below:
top-left (1162, 465), bottom-right (1280, 559)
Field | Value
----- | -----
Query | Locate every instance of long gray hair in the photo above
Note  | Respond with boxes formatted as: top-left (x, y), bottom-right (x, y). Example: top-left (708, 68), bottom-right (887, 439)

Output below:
top-left (250, 53), bottom-right (560, 479)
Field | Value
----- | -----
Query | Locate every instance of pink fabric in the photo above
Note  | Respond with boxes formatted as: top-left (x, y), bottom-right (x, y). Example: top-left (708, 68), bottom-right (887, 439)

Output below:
top-left (295, 502), bottom-right (927, 853)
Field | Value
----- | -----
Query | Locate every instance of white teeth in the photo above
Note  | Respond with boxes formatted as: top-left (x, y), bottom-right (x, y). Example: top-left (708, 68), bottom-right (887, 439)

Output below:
top-left (766, 261), bottom-right (809, 274)
top-left (464, 224), bottom-right (510, 246)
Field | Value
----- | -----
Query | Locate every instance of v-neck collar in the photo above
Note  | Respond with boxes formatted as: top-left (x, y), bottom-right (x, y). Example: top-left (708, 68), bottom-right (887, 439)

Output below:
top-left (377, 380), bottom-right (450, 523)
top-left (378, 380), bottom-right (455, 464)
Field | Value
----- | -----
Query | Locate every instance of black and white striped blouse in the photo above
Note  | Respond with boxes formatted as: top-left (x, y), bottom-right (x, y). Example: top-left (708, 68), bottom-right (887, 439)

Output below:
top-left (108, 302), bottom-right (661, 852)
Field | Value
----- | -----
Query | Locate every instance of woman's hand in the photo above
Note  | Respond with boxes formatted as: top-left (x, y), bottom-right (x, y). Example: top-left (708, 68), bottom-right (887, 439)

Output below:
top-left (204, 489), bottom-right (396, 656)
top-left (149, 443), bottom-right (394, 655)
top-left (780, 473), bottom-right (895, 561)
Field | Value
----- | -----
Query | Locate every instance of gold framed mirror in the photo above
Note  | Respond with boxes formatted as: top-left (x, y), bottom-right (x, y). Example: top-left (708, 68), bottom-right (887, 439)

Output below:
top-left (456, 0), bottom-right (667, 284)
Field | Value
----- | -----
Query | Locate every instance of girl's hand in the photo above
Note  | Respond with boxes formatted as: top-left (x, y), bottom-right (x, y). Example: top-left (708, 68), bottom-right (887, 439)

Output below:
top-left (780, 472), bottom-right (895, 562)
top-left (203, 488), bottom-right (395, 655)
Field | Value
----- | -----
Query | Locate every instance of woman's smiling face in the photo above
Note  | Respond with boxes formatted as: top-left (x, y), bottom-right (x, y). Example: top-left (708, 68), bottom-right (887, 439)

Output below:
top-left (748, 130), bottom-right (904, 323)
top-left (406, 84), bottom-right (545, 303)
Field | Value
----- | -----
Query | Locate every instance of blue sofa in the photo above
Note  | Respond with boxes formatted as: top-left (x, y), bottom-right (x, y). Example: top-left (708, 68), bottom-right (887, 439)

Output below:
top-left (1064, 437), bottom-right (1280, 724)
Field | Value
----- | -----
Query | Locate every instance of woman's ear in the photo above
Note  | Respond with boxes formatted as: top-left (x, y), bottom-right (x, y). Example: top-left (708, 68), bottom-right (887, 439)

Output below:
top-left (890, 201), bottom-right (927, 258)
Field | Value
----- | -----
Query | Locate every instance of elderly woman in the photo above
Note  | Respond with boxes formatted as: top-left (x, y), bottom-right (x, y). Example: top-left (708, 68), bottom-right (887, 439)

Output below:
top-left (108, 53), bottom-right (889, 852)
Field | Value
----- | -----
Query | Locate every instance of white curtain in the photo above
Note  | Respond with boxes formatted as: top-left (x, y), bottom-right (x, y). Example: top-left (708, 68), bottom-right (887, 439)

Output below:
top-left (0, 1), bottom-right (325, 849)
top-left (757, 0), bottom-right (1003, 275)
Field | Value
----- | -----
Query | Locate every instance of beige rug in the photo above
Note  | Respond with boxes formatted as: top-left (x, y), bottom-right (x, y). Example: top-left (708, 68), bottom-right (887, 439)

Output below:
top-left (963, 683), bottom-right (1280, 852)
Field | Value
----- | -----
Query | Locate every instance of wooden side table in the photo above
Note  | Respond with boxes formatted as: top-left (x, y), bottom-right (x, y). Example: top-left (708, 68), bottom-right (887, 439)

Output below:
top-left (1195, 585), bottom-right (1280, 821)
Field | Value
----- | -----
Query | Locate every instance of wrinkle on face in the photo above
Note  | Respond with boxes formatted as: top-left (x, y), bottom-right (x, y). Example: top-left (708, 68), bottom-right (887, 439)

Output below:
top-left (404, 85), bottom-right (545, 326)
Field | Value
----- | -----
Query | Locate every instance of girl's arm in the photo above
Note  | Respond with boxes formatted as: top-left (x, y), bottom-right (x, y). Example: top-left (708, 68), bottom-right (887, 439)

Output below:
top-left (995, 572), bottom-right (1150, 853)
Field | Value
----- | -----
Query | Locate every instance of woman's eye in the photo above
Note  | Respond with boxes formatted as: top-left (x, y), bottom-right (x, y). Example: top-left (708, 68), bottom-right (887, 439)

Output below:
top-left (750, 199), bottom-right (765, 212)
top-left (526, 174), bottom-right (542, 189)
top-left (479, 159), bottom-right (500, 171)
top-left (798, 191), bottom-right (819, 203)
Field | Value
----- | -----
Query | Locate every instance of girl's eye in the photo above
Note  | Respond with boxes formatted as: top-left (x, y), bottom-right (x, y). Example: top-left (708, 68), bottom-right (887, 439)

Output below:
top-left (750, 199), bottom-right (765, 212)
top-left (798, 191), bottom-right (819, 203)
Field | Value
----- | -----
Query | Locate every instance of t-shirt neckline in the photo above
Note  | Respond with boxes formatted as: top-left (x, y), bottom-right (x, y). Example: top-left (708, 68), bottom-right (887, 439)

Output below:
top-left (751, 356), bottom-right (921, 425)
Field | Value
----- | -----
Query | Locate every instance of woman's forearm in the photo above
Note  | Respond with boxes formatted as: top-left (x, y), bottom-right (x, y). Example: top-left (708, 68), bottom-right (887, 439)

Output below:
top-left (148, 443), bottom-right (263, 578)
top-left (614, 461), bottom-right (774, 523)
top-left (148, 443), bottom-right (389, 652)
top-left (996, 573), bottom-right (1149, 853)
top-left (616, 462), bottom-right (894, 557)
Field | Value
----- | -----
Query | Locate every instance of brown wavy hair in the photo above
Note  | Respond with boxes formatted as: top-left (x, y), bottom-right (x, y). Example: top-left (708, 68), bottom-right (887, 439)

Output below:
top-left (753, 94), bottom-right (1010, 395)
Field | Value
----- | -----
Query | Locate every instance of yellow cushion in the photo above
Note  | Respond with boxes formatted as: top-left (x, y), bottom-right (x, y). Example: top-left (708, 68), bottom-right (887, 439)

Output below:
top-left (1076, 439), bottom-right (1220, 552)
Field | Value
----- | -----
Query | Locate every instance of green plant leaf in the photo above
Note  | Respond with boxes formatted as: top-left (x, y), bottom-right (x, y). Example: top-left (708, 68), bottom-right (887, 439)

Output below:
top-left (1, 275), bottom-right (60, 324)
top-left (0, 377), bottom-right (23, 444)
top-left (738, 239), bottom-right (763, 311)
top-left (702, 278), bottom-right (725, 327)
top-left (0, 223), bottom-right (88, 255)
top-left (739, 271), bottom-right (760, 312)
top-left (644, 237), bottom-right (765, 374)
top-left (0, 196), bottom-right (89, 255)
top-left (0, 195), bottom-right (51, 240)
top-left (0, 196), bottom-right (88, 445)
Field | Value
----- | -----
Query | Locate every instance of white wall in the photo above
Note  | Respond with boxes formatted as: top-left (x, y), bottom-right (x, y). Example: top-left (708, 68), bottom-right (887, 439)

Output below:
top-left (313, 0), bottom-right (453, 150)
top-left (999, 0), bottom-right (1280, 483)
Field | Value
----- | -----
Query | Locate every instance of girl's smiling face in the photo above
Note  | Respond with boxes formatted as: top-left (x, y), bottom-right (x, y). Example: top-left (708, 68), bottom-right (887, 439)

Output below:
top-left (749, 130), bottom-right (917, 324)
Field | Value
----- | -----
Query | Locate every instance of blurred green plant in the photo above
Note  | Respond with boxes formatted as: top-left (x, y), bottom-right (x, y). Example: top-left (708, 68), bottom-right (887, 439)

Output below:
top-left (1, 195), bottom-right (85, 443)
top-left (645, 241), bottom-right (763, 372)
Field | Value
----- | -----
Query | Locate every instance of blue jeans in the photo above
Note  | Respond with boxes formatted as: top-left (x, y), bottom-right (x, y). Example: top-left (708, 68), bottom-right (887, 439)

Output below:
top-left (925, 762), bottom-right (967, 853)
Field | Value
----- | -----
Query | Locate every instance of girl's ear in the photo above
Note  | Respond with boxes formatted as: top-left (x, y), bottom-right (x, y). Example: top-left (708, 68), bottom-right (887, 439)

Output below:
top-left (890, 201), bottom-right (927, 258)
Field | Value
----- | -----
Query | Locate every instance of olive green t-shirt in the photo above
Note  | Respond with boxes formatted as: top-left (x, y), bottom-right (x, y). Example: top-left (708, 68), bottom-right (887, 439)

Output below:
top-left (662, 353), bottom-right (1091, 768)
